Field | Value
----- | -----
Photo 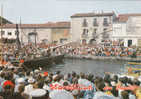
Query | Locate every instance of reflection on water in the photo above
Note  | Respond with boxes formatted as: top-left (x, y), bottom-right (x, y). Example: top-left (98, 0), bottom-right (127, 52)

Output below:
top-left (47, 58), bottom-right (126, 76)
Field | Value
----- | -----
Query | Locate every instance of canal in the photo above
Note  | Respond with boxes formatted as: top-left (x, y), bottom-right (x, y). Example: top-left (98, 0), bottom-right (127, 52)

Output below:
top-left (47, 58), bottom-right (126, 76)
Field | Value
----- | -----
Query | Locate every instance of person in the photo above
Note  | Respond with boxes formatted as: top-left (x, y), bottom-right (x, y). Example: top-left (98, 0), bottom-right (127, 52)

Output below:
top-left (0, 84), bottom-right (15, 99)
top-left (121, 91), bottom-right (129, 99)
top-left (93, 82), bottom-right (115, 99)
top-left (29, 89), bottom-right (50, 99)
top-left (14, 78), bottom-right (25, 92)
top-left (18, 84), bottom-right (29, 99)
top-left (136, 87), bottom-right (141, 99)
top-left (24, 77), bottom-right (35, 94)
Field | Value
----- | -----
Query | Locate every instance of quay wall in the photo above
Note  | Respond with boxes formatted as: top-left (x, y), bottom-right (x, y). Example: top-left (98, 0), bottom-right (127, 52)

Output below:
top-left (64, 54), bottom-right (141, 61)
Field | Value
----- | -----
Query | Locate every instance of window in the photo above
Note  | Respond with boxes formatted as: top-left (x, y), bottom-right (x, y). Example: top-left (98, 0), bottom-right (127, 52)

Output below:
top-left (82, 19), bottom-right (88, 27)
top-left (102, 28), bottom-right (109, 39)
top-left (128, 40), bottom-right (132, 47)
top-left (28, 32), bottom-right (37, 44)
top-left (93, 18), bottom-right (98, 26)
top-left (8, 32), bottom-right (12, 35)
top-left (93, 29), bottom-right (97, 33)
top-left (83, 29), bottom-right (88, 35)
top-left (82, 39), bottom-right (87, 44)
top-left (82, 29), bottom-right (88, 38)
top-left (103, 18), bottom-right (108, 26)
top-left (103, 28), bottom-right (107, 32)
top-left (1, 31), bottom-right (5, 35)
top-left (42, 39), bottom-right (48, 44)
top-left (53, 41), bottom-right (58, 44)
top-left (83, 29), bottom-right (86, 35)
top-left (60, 38), bottom-right (67, 43)
top-left (86, 29), bottom-right (89, 33)
top-left (92, 29), bottom-right (97, 38)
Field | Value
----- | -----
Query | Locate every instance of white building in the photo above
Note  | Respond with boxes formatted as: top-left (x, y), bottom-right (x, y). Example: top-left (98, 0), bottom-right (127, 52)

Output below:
top-left (112, 14), bottom-right (141, 47)
top-left (70, 11), bottom-right (116, 44)
top-left (2, 24), bottom-right (52, 44)
top-left (2, 22), bottom-right (70, 44)
top-left (0, 28), bottom-right (17, 40)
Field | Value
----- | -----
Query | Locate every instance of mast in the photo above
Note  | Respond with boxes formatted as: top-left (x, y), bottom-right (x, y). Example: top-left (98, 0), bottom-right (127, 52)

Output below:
top-left (0, 4), bottom-right (3, 62)
top-left (15, 24), bottom-right (21, 50)
top-left (19, 17), bottom-right (23, 45)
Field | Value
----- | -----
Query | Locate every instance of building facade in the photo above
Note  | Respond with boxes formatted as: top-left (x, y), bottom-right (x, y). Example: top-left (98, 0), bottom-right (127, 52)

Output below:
top-left (2, 12), bottom-right (141, 47)
top-left (70, 11), bottom-right (116, 44)
top-left (112, 14), bottom-right (141, 47)
top-left (2, 22), bottom-right (70, 44)
top-left (52, 28), bottom-right (70, 44)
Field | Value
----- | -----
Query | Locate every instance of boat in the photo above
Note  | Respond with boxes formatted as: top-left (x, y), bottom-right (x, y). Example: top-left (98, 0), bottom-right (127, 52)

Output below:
top-left (108, 61), bottom-right (141, 83)
top-left (22, 54), bottom-right (64, 69)
top-left (125, 61), bottom-right (141, 77)
top-left (127, 61), bottom-right (141, 65)
top-left (113, 61), bottom-right (141, 80)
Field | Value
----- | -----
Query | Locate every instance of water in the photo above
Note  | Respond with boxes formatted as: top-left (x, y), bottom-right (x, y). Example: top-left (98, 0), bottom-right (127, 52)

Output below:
top-left (47, 58), bottom-right (126, 76)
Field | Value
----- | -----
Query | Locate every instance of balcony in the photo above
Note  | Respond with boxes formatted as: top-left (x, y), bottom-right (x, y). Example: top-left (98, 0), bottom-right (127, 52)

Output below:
top-left (103, 23), bottom-right (109, 26)
top-left (92, 33), bottom-right (97, 39)
top-left (81, 34), bottom-right (88, 38)
top-left (93, 23), bottom-right (98, 27)
top-left (102, 33), bottom-right (109, 39)
top-left (82, 24), bottom-right (88, 27)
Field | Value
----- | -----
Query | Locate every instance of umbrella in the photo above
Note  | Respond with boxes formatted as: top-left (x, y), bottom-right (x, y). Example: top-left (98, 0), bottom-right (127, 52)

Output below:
top-left (49, 90), bottom-right (74, 99)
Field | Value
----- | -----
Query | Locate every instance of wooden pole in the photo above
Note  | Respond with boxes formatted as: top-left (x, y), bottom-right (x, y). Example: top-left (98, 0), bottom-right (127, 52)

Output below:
top-left (20, 17), bottom-right (23, 45)
top-left (0, 4), bottom-right (3, 62)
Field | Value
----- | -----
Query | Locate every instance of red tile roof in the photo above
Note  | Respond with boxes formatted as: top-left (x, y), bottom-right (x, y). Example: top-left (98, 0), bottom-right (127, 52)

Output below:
top-left (118, 14), bottom-right (141, 22)
top-left (2, 21), bottom-right (70, 29)
top-left (71, 12), bottom-right (114, 18)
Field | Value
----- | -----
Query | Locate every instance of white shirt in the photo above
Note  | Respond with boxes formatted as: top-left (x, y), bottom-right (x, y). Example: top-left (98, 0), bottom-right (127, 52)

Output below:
top-left (24, 84), bottom-right (34, 94)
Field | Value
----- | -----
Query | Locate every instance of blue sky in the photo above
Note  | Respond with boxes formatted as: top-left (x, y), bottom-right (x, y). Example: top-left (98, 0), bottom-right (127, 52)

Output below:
top-left (0, 0), bottom-right (141, 23)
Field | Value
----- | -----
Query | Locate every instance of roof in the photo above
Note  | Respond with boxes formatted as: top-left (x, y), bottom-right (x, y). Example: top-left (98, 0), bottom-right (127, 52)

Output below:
top-left (0, 16), bottom-right (13, 24)
top-left (71, 12), bottom-right (115, 18)
top-left (2, 21), bottom-right (70, 29)
top-left (118, 14), bottom-right (141, 22)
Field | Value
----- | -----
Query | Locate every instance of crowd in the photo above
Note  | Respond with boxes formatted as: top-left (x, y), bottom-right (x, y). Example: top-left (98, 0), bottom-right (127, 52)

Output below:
top-left (1, 42), bottom-right (141, 62)
top-left (0, 65), bottom-right (140, 99)
top-left (53, 45), bottom-right (140, 58)
top-left (0, 43), bottom-right (141, 99)
top-left (1, 43), bottom-right (49, 62)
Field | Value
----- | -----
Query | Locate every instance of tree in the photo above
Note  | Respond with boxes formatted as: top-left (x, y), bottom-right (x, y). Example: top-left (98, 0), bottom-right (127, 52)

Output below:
top-left (0, 16), bottom-right (12, 25)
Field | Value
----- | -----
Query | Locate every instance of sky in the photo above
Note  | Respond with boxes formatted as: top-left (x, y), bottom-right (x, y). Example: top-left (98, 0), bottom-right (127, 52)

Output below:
top-left (0, 0), bottom-right (141, 24)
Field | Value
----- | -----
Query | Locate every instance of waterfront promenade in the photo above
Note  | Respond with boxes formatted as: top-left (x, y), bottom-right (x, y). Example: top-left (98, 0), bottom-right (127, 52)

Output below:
top-left (65, 54), bottom-right (141, 61)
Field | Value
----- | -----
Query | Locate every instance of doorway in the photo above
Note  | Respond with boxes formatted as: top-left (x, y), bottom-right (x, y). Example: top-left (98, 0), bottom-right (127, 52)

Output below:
top-left (128, 40), bottom-right (132, 47)
top-left (82, 39), bottom-right (87, 45)
top-left (28, 32), bottom-right (37, 44)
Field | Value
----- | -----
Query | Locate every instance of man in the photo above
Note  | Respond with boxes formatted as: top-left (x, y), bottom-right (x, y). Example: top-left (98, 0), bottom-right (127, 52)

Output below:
top-left (93, 82), bottom-right (115, 99)
top-left (24, 77), bottom-right (35, 94)
top-left (78, 72), bottom-right (96, 99)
